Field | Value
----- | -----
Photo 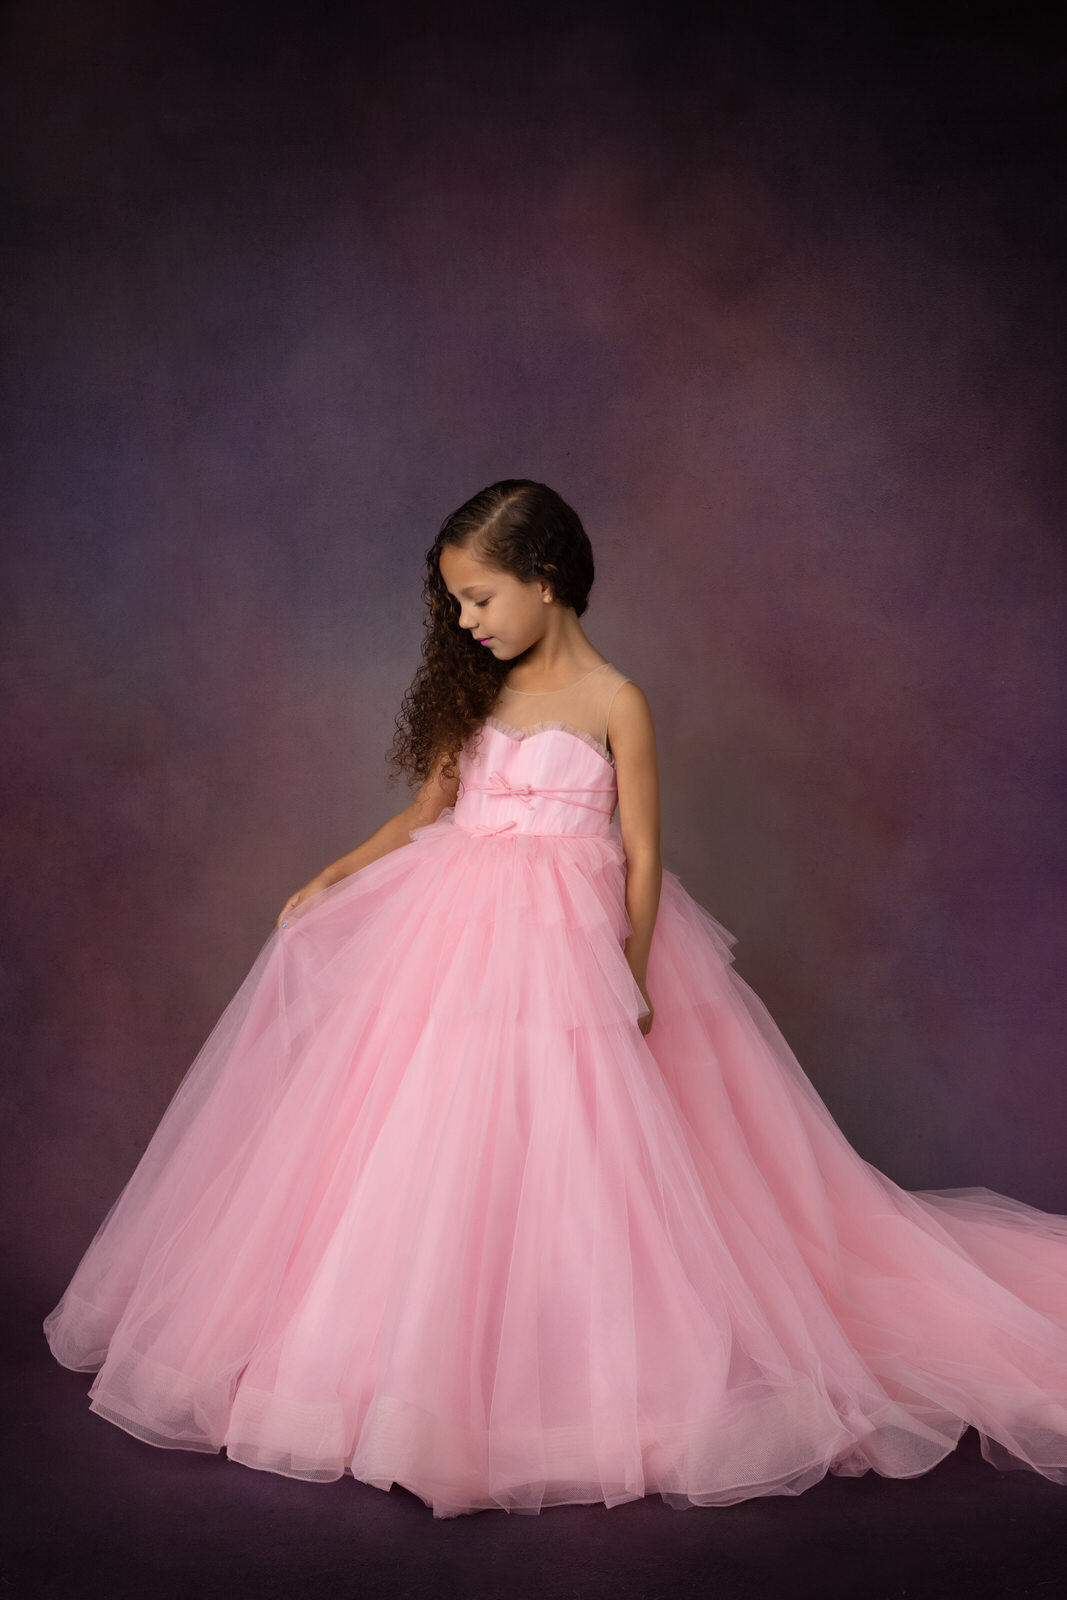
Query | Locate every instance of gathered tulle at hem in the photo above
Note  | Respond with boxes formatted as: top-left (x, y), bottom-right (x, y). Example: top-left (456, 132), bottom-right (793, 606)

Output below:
top-left (68, 1356), bottom-right (1065, 1519)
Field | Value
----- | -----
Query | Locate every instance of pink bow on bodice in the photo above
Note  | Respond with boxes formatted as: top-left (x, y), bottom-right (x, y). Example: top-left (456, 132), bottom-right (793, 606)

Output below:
top-left (484, 770), bottom-right (537, 807)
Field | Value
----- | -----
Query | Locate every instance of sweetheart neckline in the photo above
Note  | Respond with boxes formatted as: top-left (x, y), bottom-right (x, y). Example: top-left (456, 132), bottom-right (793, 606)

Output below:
top-left (478, 716), bottom-right (616, 772)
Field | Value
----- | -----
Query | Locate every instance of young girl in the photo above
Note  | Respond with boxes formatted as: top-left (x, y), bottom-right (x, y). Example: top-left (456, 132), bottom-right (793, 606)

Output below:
top-left (45, 480), bottom-right (1067, 1519)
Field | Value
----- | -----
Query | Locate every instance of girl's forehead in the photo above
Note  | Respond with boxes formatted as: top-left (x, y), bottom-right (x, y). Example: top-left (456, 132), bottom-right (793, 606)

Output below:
top-left (439, 545), bottom-right (508, 590)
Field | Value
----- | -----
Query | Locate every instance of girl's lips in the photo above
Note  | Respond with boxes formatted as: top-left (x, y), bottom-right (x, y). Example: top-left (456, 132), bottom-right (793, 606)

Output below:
top-left (478, 637), bottom-right (494, 644)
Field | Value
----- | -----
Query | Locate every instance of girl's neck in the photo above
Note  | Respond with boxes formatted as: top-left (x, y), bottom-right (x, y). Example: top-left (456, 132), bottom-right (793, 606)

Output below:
top-left (502, 655), bottom-right (609, 695)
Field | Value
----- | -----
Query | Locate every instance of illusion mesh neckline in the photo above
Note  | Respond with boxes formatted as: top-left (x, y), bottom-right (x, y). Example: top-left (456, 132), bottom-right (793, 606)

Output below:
top-left (499, 662), bottom-right (611, 696)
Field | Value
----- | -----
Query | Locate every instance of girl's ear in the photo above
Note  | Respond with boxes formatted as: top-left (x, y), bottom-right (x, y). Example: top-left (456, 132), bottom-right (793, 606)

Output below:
top-left (540, 564), bottom-right (558, 604)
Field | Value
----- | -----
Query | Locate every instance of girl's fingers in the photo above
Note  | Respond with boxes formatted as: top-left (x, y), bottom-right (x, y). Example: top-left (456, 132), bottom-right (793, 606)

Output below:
top-left (279, 890), bottom-right (304, 928)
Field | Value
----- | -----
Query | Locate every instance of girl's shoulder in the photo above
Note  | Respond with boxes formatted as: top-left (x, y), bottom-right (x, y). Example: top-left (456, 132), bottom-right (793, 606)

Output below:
top-left (599, 661), bottom-right (638, 708)
top-left (565, 660), bottom-right (635, 717)
top-left (601, 669), bottom-right (657, 771)
top-left (595, 662), bottom-right (648, 706)
top-left (600, 666), bottom-right (653, 732)
top-left (572, 663), bottom-right (651, 760)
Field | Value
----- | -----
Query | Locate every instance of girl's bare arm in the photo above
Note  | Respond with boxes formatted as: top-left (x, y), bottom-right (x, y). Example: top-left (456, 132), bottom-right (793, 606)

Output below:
top-left (609, 682), bottom-right (663, 1032)
top-left (277, 750), bottom-right (461, 926)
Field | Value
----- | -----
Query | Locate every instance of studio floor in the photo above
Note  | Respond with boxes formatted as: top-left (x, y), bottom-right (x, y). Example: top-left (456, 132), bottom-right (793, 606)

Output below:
top-left (5, 1314), bottom-right (1064, 1600)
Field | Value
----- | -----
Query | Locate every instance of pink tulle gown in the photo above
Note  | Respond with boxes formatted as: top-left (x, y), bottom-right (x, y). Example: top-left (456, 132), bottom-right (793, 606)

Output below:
top-left (45, 662), bottom-right (1067, 1517)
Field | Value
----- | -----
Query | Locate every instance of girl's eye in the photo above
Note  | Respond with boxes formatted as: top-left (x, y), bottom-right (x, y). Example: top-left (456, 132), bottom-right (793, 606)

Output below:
top-left (476, 600), bottom-right (489, 608)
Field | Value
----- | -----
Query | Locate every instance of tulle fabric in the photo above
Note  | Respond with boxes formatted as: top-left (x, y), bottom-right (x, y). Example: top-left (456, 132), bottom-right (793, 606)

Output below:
top-left (44, 722), bottom-right (1067, 1517)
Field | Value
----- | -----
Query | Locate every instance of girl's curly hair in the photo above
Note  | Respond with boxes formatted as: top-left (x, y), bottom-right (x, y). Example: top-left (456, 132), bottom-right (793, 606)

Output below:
top-left (386, 480), bottom-right (595, 789)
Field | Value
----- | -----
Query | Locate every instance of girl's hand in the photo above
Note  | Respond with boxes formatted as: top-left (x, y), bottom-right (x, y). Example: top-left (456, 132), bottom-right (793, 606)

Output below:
top-left (277, 873), bottom-right (330, 929)
top-left (636, 978), bottom-right (655, 1036)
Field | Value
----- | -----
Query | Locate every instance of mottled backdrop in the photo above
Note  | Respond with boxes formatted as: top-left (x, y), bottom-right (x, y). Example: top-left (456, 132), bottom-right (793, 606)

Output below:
top-left (3, 0), bottom-right (1065, 1336)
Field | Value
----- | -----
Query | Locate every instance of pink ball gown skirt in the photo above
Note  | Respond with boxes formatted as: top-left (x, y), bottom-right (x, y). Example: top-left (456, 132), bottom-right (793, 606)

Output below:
top-left (44, 721), bottom-right (1067, 1517)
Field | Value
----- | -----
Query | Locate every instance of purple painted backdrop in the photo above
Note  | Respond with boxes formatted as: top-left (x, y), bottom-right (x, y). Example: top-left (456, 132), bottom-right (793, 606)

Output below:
top-left (2, 1), bottom-right (1065, 1326)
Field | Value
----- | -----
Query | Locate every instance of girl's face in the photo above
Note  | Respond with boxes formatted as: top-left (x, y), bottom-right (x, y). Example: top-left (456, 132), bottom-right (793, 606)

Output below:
top-left (438, 543), bottom-right (555, 660)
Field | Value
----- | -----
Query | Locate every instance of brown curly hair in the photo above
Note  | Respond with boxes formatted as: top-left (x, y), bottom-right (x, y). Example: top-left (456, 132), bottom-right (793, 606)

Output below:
top-left (386, 480), bottom-right (596, 788)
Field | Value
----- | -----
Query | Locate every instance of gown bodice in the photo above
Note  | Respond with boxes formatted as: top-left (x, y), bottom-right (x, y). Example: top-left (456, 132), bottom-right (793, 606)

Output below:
top-left (452, 662), bottom-right (630, 838)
